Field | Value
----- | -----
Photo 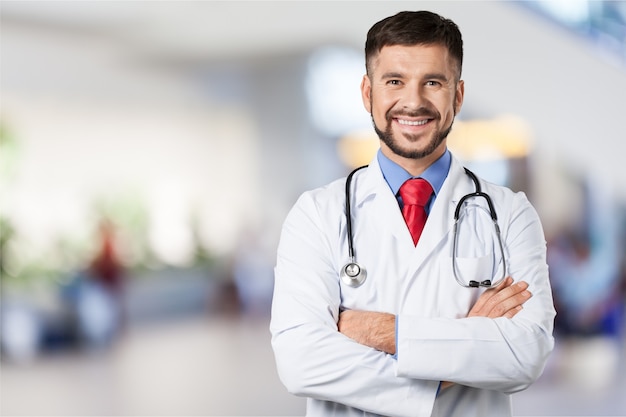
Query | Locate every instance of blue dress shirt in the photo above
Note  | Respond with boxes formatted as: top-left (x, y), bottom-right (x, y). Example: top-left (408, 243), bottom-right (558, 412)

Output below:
top-left (377, 148), bottom-right (452, 213)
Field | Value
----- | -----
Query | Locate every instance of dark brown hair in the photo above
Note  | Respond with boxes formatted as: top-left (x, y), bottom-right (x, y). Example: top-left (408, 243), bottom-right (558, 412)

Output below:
top-left (365, 11), bottom-right (463, 79)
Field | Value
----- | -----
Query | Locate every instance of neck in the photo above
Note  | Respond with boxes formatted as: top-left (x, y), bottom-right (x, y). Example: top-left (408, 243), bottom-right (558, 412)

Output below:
top-left (380, 143), bottom-right (447, 177)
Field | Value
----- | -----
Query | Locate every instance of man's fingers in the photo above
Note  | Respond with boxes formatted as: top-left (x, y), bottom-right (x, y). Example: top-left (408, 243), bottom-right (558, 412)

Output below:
top-left (482, 281), bottom-right (530, 317)
top-left (469, 276), bottom-right (513, 313)
top-left (469, 277), bottom-right (532, 318)
top-left (487, 292), bottom-right (529, 318)
top-left (502, 305), bottom-right (523, 319)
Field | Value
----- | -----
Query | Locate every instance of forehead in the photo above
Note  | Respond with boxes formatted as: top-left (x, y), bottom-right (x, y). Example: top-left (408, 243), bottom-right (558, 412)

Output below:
top-left (370, 44), bottom-right (458, 77)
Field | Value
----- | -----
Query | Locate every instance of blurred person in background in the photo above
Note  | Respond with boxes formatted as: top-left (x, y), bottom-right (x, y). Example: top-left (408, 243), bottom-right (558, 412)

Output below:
top-left (549, 230), bottom-right (623, 338)
top-left (270, 10), bottom-right (555, 417)
top-left (64, 218), bottom-right (125, 348)
top-left (89, 219), bottom-right (125, 311)
top-left (546, 184), bottom-right (625, 390)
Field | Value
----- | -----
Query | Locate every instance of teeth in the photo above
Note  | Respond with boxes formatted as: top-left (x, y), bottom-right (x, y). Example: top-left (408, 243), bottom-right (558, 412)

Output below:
top-left (398, 119), bottom-right (428, 126)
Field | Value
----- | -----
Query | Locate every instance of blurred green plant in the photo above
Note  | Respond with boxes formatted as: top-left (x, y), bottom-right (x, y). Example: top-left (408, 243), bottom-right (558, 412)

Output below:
top-left (0, 119), bottom-right (220, 292)
top-left (0, 121), bottom-right (19, 181)
top-left (0, 214), bottom-right (70, 291)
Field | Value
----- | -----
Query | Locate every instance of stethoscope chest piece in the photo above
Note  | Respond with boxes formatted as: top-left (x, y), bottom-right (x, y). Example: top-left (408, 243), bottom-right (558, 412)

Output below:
top-left (340, 262), bottom-right (367, 287)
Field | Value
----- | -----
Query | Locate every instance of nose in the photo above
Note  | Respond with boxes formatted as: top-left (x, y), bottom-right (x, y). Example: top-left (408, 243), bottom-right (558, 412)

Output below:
top-left (401, 82), bottom-right (427, 110)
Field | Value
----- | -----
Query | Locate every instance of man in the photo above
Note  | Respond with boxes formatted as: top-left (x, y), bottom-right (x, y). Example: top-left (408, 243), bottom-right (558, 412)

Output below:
top-left (270, 11), bottom-right (555, 417)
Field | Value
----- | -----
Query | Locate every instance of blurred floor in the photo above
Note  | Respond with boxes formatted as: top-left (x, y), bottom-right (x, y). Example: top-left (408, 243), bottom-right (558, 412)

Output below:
top-left (1, 313), bottom-right (306, 416)
top-left (1, 312), bottom-right (625, 416)
top-left (514, 334), bottom-right (626, 416)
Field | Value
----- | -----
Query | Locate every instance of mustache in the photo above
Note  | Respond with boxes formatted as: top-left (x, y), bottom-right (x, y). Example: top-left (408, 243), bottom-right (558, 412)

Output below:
top-left (386, 107), bottom-right (440, 121)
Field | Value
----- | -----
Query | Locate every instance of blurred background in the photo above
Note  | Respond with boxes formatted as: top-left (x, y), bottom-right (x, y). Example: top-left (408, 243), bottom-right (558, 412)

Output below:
top-left (1, 1), bottom-right (625, 416)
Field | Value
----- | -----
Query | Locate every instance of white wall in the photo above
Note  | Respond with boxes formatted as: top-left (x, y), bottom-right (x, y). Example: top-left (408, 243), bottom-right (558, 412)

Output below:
top-left (2, 1), bottom-right (625, 259)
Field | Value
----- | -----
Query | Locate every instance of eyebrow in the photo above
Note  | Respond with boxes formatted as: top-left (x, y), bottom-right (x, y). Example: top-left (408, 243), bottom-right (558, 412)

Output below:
top-left (423, 73), bottom-right (450, 82)
top-left (380, 72), bottom-right (405, 80)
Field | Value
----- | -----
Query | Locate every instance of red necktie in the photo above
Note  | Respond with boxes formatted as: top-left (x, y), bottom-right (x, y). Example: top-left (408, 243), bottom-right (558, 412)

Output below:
top-left (399, 178), bottom-right (433, 245)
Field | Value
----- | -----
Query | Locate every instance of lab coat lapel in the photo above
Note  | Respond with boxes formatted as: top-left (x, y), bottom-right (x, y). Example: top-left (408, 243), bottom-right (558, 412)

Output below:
top-left (409, 156), bottom-right (474, 268)
top-left (354, 156), bottom-right (413, 251)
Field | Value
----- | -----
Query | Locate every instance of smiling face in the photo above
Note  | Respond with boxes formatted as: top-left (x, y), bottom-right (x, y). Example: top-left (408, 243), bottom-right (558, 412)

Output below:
top-left (361, 43), bottom-right (464, 175)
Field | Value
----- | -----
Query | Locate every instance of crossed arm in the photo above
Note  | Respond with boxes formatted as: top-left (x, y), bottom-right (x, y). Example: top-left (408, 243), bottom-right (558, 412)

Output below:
top-left (338, 276), bottom-right (531, 368)
top-left (338, 277), bottom-right (532, 391)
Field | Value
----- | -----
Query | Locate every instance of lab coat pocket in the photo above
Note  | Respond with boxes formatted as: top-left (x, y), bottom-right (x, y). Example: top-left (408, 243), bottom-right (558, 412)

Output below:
top-left (439, 253), bottom-right (494, 317)
top-left (450, 253), bottom-right (495, 287)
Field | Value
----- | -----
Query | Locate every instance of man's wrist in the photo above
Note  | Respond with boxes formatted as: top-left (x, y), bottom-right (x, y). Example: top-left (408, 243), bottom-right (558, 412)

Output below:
top-left (370, 313), bottom-right (396, 354)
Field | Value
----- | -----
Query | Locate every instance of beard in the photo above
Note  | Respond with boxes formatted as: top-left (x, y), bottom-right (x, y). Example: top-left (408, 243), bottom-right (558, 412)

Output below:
top-left (372, 104), bottom-right (455, 160)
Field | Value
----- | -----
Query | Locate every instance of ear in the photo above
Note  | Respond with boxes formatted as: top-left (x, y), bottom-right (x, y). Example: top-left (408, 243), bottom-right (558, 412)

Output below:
top-left (360, 74), bottom-right (372, 113)
top-left (455, 79), bottom-right (465, 115)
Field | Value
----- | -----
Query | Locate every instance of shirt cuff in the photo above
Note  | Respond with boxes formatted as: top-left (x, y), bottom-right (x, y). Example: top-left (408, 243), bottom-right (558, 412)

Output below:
top-left (393, 314), bottom-right (398, 359)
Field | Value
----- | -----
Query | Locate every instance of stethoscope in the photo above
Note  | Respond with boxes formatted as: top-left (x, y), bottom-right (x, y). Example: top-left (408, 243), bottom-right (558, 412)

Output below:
top-left (340, 165), bottom-right (507, 288)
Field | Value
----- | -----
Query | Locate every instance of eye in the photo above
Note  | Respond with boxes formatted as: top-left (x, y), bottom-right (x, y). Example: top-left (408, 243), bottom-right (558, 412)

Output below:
top-left (426, 80), bottom-right (441, 87)
top-left (387, 79), bottom-right (402, 86)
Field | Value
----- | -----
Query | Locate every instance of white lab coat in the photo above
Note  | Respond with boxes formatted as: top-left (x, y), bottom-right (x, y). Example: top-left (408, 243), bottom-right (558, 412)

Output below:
top-left (270, 154), bottom-right (555, 417)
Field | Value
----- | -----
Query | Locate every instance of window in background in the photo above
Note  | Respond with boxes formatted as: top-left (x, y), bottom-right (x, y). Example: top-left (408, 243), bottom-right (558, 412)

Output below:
top-left (519, 0), bottom-right (626, 67)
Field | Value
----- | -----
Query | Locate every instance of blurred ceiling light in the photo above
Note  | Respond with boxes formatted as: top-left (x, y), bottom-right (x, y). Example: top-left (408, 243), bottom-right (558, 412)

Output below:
top-left (447, 115), bottom-right (533, 161)
top-left (533, 0), bottom-right (590, 25)
top-left (337, 129), bottom-right (380, 169)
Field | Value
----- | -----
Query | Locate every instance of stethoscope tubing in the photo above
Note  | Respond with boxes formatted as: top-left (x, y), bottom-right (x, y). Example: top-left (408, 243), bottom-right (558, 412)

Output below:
top-left (344, 165), bottom-right (368, 261)
top-left (453, 169), bottom-right (507, 288)
top-left (342, 165), bottom-right (507, 289)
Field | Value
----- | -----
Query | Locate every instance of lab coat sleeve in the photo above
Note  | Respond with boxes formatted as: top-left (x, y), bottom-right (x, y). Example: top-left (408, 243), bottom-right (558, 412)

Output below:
top-left (396, 191), bottom-right (555, 393)
top-left (271, 192), bottom-right (439, 417)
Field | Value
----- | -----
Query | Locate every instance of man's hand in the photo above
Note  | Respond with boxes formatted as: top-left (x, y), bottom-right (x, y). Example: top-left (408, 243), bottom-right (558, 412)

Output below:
top-left (440, 276), bottom-right (532, 391)
top-left (338, 310), bottom-right (396, 354)
top-left (468, 276), bottom-right (532, 318)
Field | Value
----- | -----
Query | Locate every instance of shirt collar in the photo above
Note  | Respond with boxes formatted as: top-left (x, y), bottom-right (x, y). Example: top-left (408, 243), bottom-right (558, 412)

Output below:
top-left (377, 148), bottom-right (451, 197)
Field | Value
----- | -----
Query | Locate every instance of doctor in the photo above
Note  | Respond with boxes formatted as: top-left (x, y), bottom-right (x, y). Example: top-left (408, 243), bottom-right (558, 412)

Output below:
top-left (270, 10), bottom-right (555, 417)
